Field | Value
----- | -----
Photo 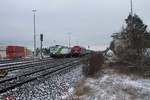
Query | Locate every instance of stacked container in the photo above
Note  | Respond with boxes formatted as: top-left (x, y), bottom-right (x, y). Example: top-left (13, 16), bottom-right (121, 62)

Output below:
top-left (0, 46), bottom-right (32, 60)
top-left (6, 46), bottom-right (25, 59)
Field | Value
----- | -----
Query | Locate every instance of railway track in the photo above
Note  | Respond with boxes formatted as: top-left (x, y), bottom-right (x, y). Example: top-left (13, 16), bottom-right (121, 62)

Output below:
top-left (0, 58), bottom-right (82, 94)
top-left (0, 57), bottom-right (52, 67)
top-left (0, 58), bottom-right (52, 71)
top-left (0, 57), bottom-right (36, 64)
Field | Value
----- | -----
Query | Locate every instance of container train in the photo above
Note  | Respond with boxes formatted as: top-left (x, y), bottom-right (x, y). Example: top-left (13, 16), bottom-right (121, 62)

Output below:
top-left (49, 45), bottom-right (92, 58)
top-left (0, 46), bottom-right (32, 60)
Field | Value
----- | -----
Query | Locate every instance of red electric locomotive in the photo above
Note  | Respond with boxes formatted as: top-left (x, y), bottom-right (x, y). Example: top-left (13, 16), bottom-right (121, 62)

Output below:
top-left (71, 46), bottom-right (86, 57)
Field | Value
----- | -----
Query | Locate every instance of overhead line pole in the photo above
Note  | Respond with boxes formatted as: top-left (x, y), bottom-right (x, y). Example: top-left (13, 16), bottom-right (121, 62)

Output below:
top-left (130, 0), bottom-right (133, 17)
top-left (130, 0), bottom-right (134, 49)
top-left (32, 9), bottom-right (37, 57)
top-left (68, 32), bottom-right (71, 48)
top-left (69, 34), bottom-right (71, 47)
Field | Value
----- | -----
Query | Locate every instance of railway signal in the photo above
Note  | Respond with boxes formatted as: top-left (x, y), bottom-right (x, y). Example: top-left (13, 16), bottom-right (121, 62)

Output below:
top-left (40, 34), bottom-right (43, 59)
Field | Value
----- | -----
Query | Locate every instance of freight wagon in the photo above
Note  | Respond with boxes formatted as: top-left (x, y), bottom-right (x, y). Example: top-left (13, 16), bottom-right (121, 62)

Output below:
top-left (0, 46), bottom-right (32, 60)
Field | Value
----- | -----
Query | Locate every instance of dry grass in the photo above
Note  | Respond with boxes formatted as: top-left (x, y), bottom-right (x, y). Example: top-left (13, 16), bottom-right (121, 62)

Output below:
top-left (74, 80), bottom-right (92, 97)
top-left (110, 64), bottom-right (150, 78)
top-left (74, 85), bottom-right (91, 96)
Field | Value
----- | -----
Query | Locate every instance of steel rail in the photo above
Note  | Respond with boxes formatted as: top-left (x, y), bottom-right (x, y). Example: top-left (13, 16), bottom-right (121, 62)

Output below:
top-left (0, 58), bottom-right (81, 94)
top-left (1, 60), bottom-right (53, 72)
top-left (0, 58), bottom-right (52, 70)
top-left (0, 58), bottom-right (33, 64)
top-left (0, 58), bottom-right (77, 84)
top-left (0, 57), bottom-right (52, 67)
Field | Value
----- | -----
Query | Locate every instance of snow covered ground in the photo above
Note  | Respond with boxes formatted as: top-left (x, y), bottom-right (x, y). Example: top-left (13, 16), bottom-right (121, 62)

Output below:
top-left (67, 68), bottom-right (150, 100)
top-left (0, 65), bottom-right (84, 100)
top-left (1, 64), bottom-right (150, 100)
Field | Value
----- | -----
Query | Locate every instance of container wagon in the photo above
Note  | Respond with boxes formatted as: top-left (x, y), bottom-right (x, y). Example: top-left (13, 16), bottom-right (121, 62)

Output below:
top-left (0, 46), bottom-right (32, 60)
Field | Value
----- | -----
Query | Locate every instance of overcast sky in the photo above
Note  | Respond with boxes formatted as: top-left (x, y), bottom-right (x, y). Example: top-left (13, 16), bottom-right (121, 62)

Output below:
top-left (0, 0), bottom-right (150, 50)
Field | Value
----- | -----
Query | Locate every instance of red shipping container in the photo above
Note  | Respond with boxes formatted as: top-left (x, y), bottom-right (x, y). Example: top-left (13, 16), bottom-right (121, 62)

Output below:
top-left (6, 46), bottom-right (25, 59)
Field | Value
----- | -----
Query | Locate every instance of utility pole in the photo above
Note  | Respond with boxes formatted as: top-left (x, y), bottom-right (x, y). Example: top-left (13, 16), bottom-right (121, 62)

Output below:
top-left (53, 40), bottom-right (56, 46)
top-left (130, 0), bottom-right (133, 17)
top-left (130, 0), bottom-right (134, 49)
top-left (88, 45), bottom-right (90, 49)
top-left (32, 9), bottom-right (36, 57)
top-left (68, 32), bottom-right (71, 48)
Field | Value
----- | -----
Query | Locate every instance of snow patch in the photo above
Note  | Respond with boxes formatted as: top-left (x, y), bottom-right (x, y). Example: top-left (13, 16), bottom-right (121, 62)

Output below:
top-left (74, 69), bottom-right (150, 100)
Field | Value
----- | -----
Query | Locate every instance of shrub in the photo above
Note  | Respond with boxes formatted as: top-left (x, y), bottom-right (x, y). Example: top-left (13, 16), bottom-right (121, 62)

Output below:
top-left (82, 52), bottom-right (104, 77)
